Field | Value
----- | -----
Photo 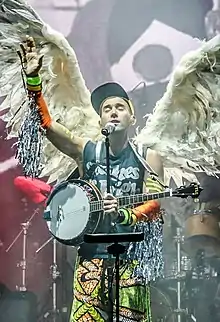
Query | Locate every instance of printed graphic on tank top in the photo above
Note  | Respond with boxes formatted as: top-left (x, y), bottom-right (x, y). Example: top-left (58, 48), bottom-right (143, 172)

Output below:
top-left (84, 141), bottom-right (145, 195)
top-left (79, 140), bottom-right (145, 258)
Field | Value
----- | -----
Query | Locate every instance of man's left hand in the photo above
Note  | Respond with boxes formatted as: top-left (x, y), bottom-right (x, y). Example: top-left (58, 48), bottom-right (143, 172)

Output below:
top-left (103, 193), bottom-right (118, 219)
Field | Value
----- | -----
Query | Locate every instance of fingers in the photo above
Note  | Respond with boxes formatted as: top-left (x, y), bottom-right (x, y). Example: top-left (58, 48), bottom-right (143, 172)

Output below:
top-left (17, 50), bottom-right (24, 66)
top-left (26, 36), bottom-right (36, 53)
top-left (38, 55), bottom-right (44, 69)
top-left (18, 36), bottom-right (43, 76)
top-left (18, 36), bottom-right (37, 64)
top-left (104, 203), bottom-right (118, 210)
top-left (103, 200), bottom-right (118, 209)
top-left (104, 207), bottom-right (118, 215)
top-left (103, 194), bottom-right (118, 214)
top-left (104, 193), bottom-right (115, 200)
top-left (17, 43), bottom-right (27, 67)
top-left (103, 194), bottom-right (117, 207)
top-left (104, 208), bottom-right (118, 214)
top-left (20, 36), bottom-right (35, 56)
top-left (19, 43), bottom-right (27, 61)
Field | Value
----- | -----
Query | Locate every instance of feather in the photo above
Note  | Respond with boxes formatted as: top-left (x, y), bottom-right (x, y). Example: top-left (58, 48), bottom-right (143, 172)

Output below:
top-left (2, 1), bottom-right (220, 184)
top-left (135, 35), bottom-right (220, 175)
top-left (0, 0), bottom-right (101, 182)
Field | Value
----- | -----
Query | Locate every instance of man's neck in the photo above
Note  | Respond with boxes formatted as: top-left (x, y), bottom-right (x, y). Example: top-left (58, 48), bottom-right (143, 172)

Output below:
top-left (109, 131), bottom-right (129, 156)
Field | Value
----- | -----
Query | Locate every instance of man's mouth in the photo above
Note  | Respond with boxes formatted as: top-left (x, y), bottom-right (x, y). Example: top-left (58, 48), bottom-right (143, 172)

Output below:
top-left (110, 120), bottom-right (120, 124)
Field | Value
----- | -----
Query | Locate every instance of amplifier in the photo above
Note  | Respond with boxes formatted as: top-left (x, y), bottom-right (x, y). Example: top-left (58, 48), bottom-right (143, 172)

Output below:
top-left (0, 291), bottom-right (37, 322)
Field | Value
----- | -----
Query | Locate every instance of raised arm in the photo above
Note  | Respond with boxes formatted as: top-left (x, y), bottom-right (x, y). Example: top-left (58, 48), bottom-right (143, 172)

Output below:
top-left (20, 36), bottom-right (88, 173)
top-left (46, 121), bottom-right (88, 160)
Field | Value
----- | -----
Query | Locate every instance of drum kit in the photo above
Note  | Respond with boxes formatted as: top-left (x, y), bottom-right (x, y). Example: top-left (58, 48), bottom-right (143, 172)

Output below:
top-left (153, 210), bottom-right (220, 322)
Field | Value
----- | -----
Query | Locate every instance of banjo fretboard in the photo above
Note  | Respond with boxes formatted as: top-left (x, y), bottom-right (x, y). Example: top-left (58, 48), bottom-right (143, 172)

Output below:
top-left (90, 190), bottom-right (172, 212)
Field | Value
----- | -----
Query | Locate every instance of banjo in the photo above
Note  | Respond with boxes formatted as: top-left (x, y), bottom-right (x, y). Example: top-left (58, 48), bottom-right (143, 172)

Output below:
top-left (43, 179), bottom-right (202, 246)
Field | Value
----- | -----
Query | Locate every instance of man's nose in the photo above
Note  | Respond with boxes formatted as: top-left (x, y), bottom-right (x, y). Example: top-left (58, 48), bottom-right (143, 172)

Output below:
top-left (110, 107), bottom-right (118, 116)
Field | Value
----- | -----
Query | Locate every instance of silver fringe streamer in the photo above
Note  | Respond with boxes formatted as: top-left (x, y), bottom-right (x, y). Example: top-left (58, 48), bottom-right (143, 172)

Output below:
top-left (15, 96), bottom-right (45, 177)
top-left (127, 218), bottom-right (164, 284)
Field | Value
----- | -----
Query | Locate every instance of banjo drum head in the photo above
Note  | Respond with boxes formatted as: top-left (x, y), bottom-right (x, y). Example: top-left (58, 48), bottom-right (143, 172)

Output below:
top-left (45, 181), bottom-right (90, 243)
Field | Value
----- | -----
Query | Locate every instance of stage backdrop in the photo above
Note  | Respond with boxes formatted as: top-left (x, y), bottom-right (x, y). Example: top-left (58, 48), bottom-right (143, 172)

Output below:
top-left (0, 0), bottom-right (217, 310)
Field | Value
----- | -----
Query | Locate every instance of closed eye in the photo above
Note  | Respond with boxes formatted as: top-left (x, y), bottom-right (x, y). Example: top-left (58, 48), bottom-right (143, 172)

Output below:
top-left (115, 103), bottom-right (125, 111)
top-left (102, 104), bottom-right (112, 112)
top-left (102, 103), bottom-right (126, 112)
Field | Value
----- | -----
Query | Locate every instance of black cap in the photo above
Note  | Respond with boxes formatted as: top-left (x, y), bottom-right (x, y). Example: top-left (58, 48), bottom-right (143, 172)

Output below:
top-left (91, 82), bottom-right (132, 114)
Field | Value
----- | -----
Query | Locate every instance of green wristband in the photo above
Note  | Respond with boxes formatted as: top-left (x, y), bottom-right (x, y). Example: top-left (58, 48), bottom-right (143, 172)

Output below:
top-left (119, 208), bottom-right (130, 225)
top-left (26, 76), bottom-right (42, 86)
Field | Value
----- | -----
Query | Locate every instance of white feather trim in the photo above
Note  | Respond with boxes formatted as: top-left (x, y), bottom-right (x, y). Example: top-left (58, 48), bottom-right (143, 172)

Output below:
top-left (0, 0), bottom-right (101, 183)
top-left (135, 35), bottom-right (220, 174)
top-left (164, 167), bottom-right (199, 187)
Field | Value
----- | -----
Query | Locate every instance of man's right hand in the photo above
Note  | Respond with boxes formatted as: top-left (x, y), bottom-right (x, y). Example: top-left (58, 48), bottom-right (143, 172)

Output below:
top-left (18, 36), bottom-right (43, 77)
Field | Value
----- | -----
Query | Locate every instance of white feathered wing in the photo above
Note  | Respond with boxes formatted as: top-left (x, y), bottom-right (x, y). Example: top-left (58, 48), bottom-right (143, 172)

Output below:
top-left (0, 0), bottom-right (101, 183)
top-left (136, 35), bottom-right (220, 176)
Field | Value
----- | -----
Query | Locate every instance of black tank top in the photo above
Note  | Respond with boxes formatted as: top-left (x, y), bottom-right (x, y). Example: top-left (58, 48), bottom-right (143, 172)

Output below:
top-left (79, 140), bottom-right (145, 258)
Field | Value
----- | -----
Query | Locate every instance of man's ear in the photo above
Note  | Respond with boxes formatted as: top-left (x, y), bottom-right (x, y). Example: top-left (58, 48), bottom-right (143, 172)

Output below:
top-left (130, 114), bottom-right (136, 126)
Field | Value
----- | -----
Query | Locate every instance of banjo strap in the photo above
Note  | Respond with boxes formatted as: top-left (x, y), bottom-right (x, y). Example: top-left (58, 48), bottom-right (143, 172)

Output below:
top-left (95, 140), bottom-right (103, 164)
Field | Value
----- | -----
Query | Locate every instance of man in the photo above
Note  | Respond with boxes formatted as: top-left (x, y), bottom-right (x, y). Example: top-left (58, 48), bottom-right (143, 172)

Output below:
top-left (21, 37), bottom-right (164, 322)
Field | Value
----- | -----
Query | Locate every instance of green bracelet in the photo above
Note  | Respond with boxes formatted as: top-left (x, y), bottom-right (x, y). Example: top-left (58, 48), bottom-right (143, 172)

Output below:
top-left (26, 75), bottom-right (42, 86)
top-left (119, 208), bottom-right (130, 225)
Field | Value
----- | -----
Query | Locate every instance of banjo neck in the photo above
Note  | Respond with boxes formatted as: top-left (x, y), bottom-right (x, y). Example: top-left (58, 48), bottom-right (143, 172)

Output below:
top-left (90, 190), bottom-right (172, 212)
top-left (117, 190), bottom-right (171, 207)
top-left (89, 182), bottom-right (201, 213)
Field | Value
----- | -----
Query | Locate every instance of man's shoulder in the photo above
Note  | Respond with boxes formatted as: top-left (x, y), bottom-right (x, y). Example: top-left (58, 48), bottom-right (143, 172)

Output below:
top-left (146, 148), bottom-right (161, 160)
top-left (146, 148), bottom-right (163, 180)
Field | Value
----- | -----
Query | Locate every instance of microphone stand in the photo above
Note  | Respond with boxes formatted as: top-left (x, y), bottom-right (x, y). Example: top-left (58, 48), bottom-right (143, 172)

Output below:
top-left (84, 233), bottom-right (144, 322)
top-left (99, 127), bottom-right (143, 321)
top-left (36, 237), bottom-right (61, 322)
top-left (101, 128), bottom-right (111, 193)
top-left (5, 208), bottom-right (39, 291)
top-left (101, 128), bottom-right (114, 322)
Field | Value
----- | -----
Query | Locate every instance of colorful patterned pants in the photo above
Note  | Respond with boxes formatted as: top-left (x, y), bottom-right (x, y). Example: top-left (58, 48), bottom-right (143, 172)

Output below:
top-left (69, 257), bottom-right (152, 322)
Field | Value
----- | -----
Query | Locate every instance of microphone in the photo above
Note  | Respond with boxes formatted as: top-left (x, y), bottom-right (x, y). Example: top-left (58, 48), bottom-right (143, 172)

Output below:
top-left (101, 122), bottom-right (116, 136)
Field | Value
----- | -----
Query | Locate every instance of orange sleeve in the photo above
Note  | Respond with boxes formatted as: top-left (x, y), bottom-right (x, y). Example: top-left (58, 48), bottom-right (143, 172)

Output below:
top-left (132, 200), bottom-right (160, 221)
top-left (29, 91), bottom-right (52, 129)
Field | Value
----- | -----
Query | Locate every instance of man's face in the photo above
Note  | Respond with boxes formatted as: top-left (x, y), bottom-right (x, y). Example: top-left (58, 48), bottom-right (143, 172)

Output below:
top-left (100, 97), bottom-right (135, 131)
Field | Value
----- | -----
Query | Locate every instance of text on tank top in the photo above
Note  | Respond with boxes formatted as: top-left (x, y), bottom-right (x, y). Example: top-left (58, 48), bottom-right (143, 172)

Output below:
top-left (83, 141), bottom-right (144, 197)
